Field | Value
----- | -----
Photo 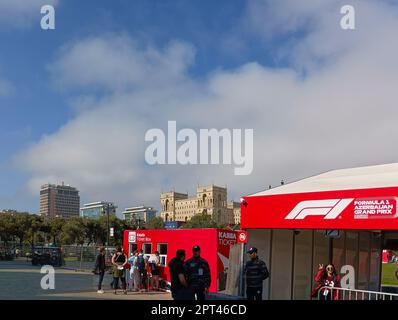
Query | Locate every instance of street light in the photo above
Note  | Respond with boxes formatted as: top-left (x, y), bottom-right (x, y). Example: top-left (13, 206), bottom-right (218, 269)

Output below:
top-left (104, 202), bottom-right (115, 247)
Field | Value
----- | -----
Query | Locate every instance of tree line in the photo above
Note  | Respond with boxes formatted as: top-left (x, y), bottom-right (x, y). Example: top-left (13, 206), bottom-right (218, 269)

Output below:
top-left (0, 210), bottom-right (234, 247)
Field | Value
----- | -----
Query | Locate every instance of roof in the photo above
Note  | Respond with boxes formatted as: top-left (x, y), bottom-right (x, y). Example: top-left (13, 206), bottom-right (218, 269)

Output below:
top-left (248, 163), bottom-right (398, 197)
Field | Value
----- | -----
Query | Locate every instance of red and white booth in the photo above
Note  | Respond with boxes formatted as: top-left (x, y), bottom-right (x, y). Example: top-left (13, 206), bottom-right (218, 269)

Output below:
top-left (241, 163), bottom-right (398, 299)
top-left (123, 228), bottom-right (246, 293)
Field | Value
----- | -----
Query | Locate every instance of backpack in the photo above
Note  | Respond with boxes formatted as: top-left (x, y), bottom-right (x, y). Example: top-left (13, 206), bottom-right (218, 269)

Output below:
top-left (137, 255), bottom-right (145, 272)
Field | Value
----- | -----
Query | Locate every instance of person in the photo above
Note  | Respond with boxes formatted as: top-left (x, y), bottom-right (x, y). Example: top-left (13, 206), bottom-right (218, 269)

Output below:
top-left (311, 263), bottom-right (341, 300)
top-left (136, 249), bottom-right (147, 291)
top-left (128, 251), bottom-right (138, 291)
top-left (111, 246), bottom-right (128, 295)
top-left (184, 245), bottom-right (211, 300)
top-left (150, 251), bottom-right (161, 291)
top-left (244, 247), bottom-right (269, 300)
top-left (169, 249), bottom-right (189, 300)
top-left (93, 246), bottom-right (107, 294)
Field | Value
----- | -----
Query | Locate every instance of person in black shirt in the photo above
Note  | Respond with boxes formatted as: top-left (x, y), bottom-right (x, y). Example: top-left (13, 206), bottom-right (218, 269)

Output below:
top-left (244, 247), bottom-right (269, 300)
top-left (93, 246), bottom-right (106, 294)
top-left (184, 245), bottom-right (211, 300)
top-left (111, 246), bottom-right (128, 295)
top-left (169, 249), bottom-right (189, 300)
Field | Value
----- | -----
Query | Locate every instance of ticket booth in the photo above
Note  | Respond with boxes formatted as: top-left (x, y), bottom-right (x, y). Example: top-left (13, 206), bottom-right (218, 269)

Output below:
top-left (123, 228), bottom-right (246, 293)
top-left (240, 163), bottom-right (398, 299)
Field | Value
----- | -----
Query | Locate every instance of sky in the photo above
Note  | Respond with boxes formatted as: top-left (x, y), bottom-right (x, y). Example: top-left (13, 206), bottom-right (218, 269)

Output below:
top-left (1, 0), bottom-right (398, 215)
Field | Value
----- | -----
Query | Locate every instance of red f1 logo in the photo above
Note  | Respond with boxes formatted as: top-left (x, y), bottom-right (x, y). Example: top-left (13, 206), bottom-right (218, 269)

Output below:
top-left (285, 199), bottom-right (354, 220)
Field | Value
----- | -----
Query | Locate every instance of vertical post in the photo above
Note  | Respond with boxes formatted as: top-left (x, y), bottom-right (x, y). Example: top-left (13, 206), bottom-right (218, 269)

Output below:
top-left (239, 243), bottom-right (244, 297)
top-left (106, 204), bottom-right (110, 247)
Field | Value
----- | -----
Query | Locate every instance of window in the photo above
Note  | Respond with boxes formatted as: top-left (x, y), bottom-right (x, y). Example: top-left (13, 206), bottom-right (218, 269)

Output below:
top-left (142, 243), bottom-right (152, 255)
top-left (129, 243), bottom-right (138, 256)
top-left (157, 243), bottom-right (168, 266)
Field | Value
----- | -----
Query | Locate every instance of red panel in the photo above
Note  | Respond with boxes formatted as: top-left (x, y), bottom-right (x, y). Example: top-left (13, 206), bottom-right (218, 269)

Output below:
top-left (241, 186), bottom-right (398, 230)
top-left (123, 229), bottom-right (220, 292)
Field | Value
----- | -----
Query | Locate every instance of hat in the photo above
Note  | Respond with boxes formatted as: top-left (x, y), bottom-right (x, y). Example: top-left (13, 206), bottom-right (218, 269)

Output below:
top-left (247, 247), bottom-right (257, 254)
top-left (193, 245), bottom-right (201, 252)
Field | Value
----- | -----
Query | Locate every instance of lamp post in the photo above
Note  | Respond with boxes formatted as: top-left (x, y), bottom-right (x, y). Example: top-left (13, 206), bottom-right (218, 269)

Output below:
top-left (106, 204), bottom-right (110, 247)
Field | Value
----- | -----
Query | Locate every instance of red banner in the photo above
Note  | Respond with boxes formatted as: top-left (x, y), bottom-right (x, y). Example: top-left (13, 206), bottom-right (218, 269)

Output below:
top-left (241, 186), bottom-right (398, 230)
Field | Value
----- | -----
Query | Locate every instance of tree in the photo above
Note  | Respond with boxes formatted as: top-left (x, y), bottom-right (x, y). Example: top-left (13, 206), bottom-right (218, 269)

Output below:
top-left (60, 217), bottom-right (86, 245)
top-left (48, 217), bottom-right (65, 245)
top-left (145, 217), bottom-right (165, 230)
top-left (183, 211), bottom-right (219, 229)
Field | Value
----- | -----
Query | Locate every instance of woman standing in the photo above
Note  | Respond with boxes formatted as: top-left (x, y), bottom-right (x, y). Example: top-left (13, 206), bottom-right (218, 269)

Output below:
top-left (150, 251), bottom-right (161, 291)
top-left (111, 246), bottom-right (128, 295)
top-left (311, 263), bottom-right (341, 300)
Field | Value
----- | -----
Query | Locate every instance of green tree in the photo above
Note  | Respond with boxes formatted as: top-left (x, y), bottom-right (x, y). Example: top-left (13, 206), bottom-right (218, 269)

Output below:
top-left (145, 217), bottom-right (165, 230)
top-left (183, 211), bottom-right (219, 229)
top-left (60, 217), bottom-right (86, 245)
top-left (48, 217), bottom-right (65, 245)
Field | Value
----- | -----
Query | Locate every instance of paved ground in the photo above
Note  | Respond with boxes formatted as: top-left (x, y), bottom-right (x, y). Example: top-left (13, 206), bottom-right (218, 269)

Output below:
top-left (0, 259), bottom-right (172, 300)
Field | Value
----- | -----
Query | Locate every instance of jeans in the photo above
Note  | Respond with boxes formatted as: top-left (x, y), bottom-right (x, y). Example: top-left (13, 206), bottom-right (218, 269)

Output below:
top-left (98, 271), bottom-right (105, 290)
top-left (246, 287), bottom-right (263, 300)
top-left (113, 276), bottom-right (126, 290)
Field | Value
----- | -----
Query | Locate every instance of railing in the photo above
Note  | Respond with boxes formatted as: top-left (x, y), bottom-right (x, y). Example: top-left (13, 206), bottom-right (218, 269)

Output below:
top-left (318, 286), bottom-right (398, 300)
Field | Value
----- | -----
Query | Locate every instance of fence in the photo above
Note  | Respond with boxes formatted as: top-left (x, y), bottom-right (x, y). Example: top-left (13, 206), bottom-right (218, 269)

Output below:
top-left (318, 286), bottom-right (398, 300)
top-left (62, 245), bottom-right (116, 271)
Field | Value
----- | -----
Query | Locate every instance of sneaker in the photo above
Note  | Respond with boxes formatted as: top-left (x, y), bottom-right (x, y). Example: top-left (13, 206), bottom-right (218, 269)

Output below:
top-left (97, 290), bottom-right (104, 294)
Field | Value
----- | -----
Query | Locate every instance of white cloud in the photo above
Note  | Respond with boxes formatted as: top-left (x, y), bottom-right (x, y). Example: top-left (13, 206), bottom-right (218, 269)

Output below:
top-left (0, 0), bottom-right (58, 28)
top-left (15, 0), bottom-right (398, 212)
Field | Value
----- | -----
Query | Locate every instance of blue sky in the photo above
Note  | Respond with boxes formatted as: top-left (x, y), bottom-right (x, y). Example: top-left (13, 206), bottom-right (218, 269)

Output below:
top-left (1, 0), bottom-right (398, 214)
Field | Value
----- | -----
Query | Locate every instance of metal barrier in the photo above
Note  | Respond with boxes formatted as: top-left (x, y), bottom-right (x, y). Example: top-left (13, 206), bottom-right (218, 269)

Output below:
top-left (317, 286), bottom-right (398, 300)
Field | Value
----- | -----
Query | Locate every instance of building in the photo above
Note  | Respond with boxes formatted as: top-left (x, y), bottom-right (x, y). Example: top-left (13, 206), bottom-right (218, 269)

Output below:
top-left (40, 183), bottom-right (80, 219)
top-left (241, 163), bottom-right (398, 299)
top-left (160, 185), bottom-right (237, 225)
top-left (80, 201), bottom-right (117, 219)
top-left (227, 201), bottom-right (241, 224)
top-left (122, 206), bottom-right (157, 226)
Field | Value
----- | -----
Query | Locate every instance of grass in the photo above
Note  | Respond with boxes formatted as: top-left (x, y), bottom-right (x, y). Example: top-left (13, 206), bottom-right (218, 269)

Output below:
top-left (381, 263), bottom-right (398, 286)
top-left (63, 256), bottom-right (78, 262)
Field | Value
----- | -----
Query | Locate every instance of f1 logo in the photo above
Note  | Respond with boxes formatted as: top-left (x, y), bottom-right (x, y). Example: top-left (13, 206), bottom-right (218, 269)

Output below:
top-left (285, 199), bottom-right (354, 220)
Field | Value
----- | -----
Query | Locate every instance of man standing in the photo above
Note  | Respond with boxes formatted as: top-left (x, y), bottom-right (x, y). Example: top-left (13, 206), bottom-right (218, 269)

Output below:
top-left (93, 246), bottom-right (106, 294)
top-left (184, 245), bottom-right (211, 300)
top-left (244, 247), bottom-right (269, 300)
top-left (169, 249), bottom-right (189, 300)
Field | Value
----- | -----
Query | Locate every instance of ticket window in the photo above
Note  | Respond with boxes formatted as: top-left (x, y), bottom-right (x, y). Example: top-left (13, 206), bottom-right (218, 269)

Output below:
top-left (129, 243), bottom-right (138, 256)
top-left (157, 243), bottom-right (168, 267)
top-left (143, 243), bottom-right (152, 259)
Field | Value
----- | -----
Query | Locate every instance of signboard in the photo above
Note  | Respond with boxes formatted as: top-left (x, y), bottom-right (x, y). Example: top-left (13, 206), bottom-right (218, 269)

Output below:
top-left (128, 231), bottom-right (136, 243)
top-left (241, 186), bottom-right (398, 230)
top-left (237, 231), bottom-right (248, 243)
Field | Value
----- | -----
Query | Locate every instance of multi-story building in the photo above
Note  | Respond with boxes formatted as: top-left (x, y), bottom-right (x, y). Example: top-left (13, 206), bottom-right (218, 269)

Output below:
top-left (80, 201), bottom-right (117, 219)
top-left (160, 185), bottom-right (237, 225)
top-left (227, 201), bottom-right (241, 225)
top-left (122, 206), bottom-right (157, 226)
top-left (40, 183), bottom-right (80, 219)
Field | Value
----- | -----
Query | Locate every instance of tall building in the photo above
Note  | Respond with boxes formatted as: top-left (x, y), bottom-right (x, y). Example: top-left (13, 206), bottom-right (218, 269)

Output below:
top-left (40, 183), bottom-right (80, 219)
top-left (227, 201), bottom-right (241, 225)
top-left (122, 206), bottom-right (157, 225)
top-left (80, 201), bottom-right (117, 219)
top-left (160, 185), bottom-right (238, 225)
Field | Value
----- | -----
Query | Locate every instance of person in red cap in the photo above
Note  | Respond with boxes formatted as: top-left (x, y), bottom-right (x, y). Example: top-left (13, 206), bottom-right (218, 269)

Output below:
top-left (244, 247), bottom-right (269, 300)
